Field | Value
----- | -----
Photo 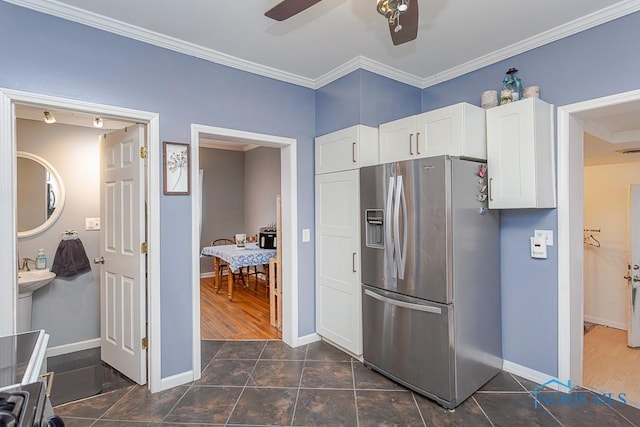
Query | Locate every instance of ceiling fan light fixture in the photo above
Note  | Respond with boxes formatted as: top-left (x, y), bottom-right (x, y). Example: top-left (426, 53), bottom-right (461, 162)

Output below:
top-left (377, 0), bottom-right (408, 25)
top-left (43, 111), bottom-right (56, 124)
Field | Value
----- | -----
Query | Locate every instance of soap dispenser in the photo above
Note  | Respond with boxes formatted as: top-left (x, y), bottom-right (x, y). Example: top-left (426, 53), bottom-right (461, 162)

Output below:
top-left (36, 249), bottom-right (47, 270)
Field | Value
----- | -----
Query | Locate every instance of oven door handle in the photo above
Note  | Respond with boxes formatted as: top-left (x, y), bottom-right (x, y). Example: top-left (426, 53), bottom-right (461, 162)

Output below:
top-left (40, 371), bottom-right (55, 397)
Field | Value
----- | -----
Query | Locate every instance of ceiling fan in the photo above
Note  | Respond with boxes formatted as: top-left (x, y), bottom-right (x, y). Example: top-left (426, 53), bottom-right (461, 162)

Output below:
top-left (264, 0), bottom-right (419, 46)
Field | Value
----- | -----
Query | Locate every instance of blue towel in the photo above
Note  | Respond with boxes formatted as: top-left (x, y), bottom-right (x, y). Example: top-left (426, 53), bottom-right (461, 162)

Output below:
top-left (51, 238), bottom-right (91, 277)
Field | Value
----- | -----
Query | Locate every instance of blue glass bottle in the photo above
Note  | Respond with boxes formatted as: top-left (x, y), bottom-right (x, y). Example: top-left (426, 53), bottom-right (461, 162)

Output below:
top-left (502, 67), bottom-right (523, 102)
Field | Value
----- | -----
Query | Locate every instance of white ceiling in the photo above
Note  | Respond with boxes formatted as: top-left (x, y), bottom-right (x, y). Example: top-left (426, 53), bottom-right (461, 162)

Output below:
top-left (8, 0), bottom-right (640, 161)
top-left (7, 0), bottom-right (639, 88)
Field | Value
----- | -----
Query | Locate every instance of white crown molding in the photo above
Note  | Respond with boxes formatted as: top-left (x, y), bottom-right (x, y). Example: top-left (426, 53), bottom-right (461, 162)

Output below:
top-left (613, 129), bottom-right (640, 144)
top-left (3, 0), bottom-right (317, 88)
top-left (200, 139), bottom-right (259, 152)
top-left (420, 0), bottom-right (640, 88)
top-left (6, 0), bottom-right (640, 90)
top-left (314, 56), bottom-right (423, 89)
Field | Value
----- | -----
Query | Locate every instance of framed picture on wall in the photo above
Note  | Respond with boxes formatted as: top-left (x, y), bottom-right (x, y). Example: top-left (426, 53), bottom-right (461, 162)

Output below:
top-left (163, 141), bottom-right (190, 195)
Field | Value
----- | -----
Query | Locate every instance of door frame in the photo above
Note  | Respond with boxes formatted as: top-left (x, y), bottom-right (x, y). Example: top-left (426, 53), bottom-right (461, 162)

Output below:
top-left (557, 88), bottom-right (640, 387)
top-left (0, 88), bottom-right (162, 393)
top-left (190, 124), bottom-right (298, 380)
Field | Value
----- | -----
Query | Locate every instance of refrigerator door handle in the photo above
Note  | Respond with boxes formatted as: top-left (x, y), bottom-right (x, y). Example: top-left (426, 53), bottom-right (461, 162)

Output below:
top-left (399, 175), bottom-right (408, 278)
top-left (365, 289), bottom-right (442, 314)
top-left (385, 176), bottom-right (396, 278)
top-left (394, 176), bottom-right (407, 279)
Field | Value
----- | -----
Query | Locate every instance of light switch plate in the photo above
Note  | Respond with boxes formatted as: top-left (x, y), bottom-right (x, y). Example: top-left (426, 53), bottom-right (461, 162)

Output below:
top-left (534, 229), bottom-right (553, 246)
top-left (302, 228), bottom-right (311, 242)
top-left (85, 217), bottom-right (100, 231)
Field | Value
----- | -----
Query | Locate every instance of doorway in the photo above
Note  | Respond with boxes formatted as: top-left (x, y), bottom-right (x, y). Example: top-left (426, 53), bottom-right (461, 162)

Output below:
top-left (558, 88), bottom-right (640, 404)
top-left (581, 133), bottom-right (640, 405)
top-left (198, 142), bottom-right (281, 340)
top-left (0, 88), bottom-right (162, 393)
top-left (190, 124), bottom-right (299, 380)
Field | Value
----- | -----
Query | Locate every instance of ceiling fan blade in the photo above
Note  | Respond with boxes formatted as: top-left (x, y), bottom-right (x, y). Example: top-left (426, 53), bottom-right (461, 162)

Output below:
top-left (265, 0), bottom-right (323, 21)
top-left (390, 0), bottom-right (419, 45)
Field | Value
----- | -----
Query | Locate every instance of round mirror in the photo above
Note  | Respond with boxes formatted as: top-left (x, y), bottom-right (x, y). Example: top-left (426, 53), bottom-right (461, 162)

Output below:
top-left (17, 151), bottom-right (65, 239)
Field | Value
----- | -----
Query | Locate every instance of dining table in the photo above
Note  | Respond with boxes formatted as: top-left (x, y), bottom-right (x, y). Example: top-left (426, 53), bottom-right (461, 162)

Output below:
top-left (201, 243), bottom-right (277, 300)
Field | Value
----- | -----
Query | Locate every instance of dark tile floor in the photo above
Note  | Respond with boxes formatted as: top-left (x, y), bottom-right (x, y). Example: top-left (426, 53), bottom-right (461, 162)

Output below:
top-left (48, 347), bottom-right (136, 406)
top-left (54, 340), bottom-right (640, 426)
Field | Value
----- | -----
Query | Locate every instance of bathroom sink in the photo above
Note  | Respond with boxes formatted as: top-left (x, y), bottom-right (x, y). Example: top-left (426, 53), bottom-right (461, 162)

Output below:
top-left (17, 270), bottom-right (56, 295)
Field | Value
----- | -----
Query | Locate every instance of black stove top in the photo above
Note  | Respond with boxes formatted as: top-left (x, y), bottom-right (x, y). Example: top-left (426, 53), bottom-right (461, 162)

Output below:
top-left (0, 381), bottom-right (46, 427)
top-left (0, 389), bottom-right (25, 426)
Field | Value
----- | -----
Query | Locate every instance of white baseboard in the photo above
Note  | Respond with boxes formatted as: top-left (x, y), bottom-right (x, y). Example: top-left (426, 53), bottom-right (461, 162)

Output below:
top-left (502, 360), bottom-right (561, 391)
top-left (158, 370), bottom-right (194, 391)
top-left (584, 315), bottom-right (627, 331)
top-left (46, 338), bottom-right (101, 358)
top-left (294, 333), bottom-right (321, 347)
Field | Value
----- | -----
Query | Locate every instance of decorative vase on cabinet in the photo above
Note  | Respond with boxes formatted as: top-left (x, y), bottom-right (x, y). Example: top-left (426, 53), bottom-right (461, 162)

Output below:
top-left (486, 97), bottom-right (556, 209)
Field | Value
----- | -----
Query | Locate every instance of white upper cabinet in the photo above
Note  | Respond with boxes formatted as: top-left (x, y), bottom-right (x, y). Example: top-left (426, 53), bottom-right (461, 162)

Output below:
top-left (379, 103), bottom-right (486, 164)
top-left (378, 115), bottom-right (421, 163)
top-left (315, 125), bottom-right (379, 174)
top-left (421, 103), bottom-right (486, 159)
top-left (486, 97), bottom-right (556, 209)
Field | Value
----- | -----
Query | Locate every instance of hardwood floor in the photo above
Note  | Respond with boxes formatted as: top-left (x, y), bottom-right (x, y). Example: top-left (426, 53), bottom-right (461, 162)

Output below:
top-left (584, 325), bottom-right (640, 406)
top-left (200, 275), bottom-right (281, 340)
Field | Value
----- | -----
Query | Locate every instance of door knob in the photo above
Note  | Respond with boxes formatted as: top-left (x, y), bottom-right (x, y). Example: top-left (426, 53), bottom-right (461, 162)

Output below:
top-left (93, 256), bottom-right (105, 264)
top-left (634, 276), bottom-right (640, 283)
top-left (625, 275), bottom-right (632, 280)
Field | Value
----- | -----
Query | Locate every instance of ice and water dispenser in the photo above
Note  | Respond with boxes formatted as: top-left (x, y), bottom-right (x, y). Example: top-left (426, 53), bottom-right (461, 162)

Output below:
top-left (365, 209), bottom-right (384, 249)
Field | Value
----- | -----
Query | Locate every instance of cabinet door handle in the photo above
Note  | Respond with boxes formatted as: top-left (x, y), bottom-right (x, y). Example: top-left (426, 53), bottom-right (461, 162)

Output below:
top-left (352, 142), bottom-right (357, 163)
top-left (489, 177), bottom-right (494, 201)
top-left (409, 134), bottom-right (414, 155)
top-left (353, 253), bottom-right (356, 273)
top-left (416, 132), bottom-right (421, 155)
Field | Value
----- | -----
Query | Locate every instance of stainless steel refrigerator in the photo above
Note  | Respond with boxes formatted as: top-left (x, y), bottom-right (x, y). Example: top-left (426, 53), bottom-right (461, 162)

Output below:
top-left (360, 155), bottom-right (501, 409)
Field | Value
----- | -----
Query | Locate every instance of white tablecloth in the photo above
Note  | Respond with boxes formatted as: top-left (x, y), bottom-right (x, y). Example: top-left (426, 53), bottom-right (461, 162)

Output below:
top-left (201, 243), bottom-right (276, 271)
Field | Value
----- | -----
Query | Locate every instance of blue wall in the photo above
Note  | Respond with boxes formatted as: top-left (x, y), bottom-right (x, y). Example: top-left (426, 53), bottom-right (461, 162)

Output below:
top-left (422, 11), bottom-right (640, 376)
top-left (316, 69), bottom-right (420, 135)
top-left (4, 0), bottom-right (640, 381)
top-left (0, 1), bottom-right (316, 377)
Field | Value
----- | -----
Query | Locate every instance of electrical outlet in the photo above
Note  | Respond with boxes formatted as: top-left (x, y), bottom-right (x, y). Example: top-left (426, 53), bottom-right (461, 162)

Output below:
top-left (302, 228), bottom-right (311, 242)
top-left (534, 229), bottom-right (553, 246)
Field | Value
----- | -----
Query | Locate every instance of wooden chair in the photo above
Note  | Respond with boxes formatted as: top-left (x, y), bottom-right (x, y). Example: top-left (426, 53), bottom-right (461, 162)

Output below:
top-left (211, 238), bottom-right (245, 287)
top-left (245, 264), bottom-right (269, 296)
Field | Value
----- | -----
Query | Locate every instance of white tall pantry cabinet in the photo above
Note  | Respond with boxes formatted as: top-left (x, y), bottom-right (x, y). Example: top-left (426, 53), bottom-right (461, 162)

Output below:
top-left (314, 125), bottom-right (378, 355)
top-left (486, 97), bottom-right (556, 208)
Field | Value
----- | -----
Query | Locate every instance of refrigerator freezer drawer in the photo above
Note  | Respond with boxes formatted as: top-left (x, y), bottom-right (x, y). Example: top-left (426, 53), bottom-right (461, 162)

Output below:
top-left (362, 286), bottom-right (454, 404)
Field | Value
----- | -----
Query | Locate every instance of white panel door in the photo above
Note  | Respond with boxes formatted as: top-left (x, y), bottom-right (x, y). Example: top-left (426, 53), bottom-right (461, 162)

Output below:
top-left (628, 185), bottom-right (640, 347)
top-left (379, 116), bottom-right (416, 163)
top-left (100, 124), bottom-right (147, 384)
top-left (315, 126), bottom-right (359, 174)
top-left (487, 100), bottom-right (536, 208)
top-left (420, 106), bottom-right (456, 158)
top-left (315, 170), bottom-right (362, 355)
